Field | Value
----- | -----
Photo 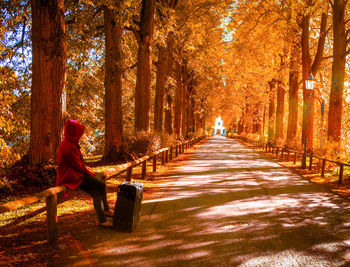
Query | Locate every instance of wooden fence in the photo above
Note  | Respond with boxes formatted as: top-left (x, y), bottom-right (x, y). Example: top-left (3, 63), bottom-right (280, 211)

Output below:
top-left (231, 135), bottom-right (350, 184)
top-left (0, 136), bottom-right (206, 244)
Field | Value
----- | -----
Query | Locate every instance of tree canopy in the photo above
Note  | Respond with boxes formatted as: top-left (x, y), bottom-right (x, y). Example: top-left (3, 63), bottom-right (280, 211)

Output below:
top-left (0, 0), bottom-right (349, 173)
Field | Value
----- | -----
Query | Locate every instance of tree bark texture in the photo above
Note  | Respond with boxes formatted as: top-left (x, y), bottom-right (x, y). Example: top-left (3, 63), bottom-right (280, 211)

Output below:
top-left (268, 80), bottom-right (276, 144)
top-left (174, 61), bottom-right (183, 138)
top-left (286, 40), bottom-right (300, 148)
top-left (29, 0), bottom-right (66, 165)
top-left (134, 0), bottom-right (156, 132)
top-left (164, 35), bottom-right (175, 135)
top-left (164, 93), bottom-right (173, 134)
top-left (262, 105), bottom-right (266, 137)
top-left (245, 103), bottom-right (253, 134)
top-left (189, 90), bottom-right (195, 133)
top-left (182, 84), bottom-right (188, 137)
top-left (154, 46), bottom-right (168, 133)
top-left (301, 13), bottom-right (315, 151)
top-left (275, 82), bottom-right (285, 142)
top-left (301, 12), bottom-right (328, 151)
top-left (328, 0), bottom-right (347, 142)
top-left (103, 7), bottom-right (123, 161)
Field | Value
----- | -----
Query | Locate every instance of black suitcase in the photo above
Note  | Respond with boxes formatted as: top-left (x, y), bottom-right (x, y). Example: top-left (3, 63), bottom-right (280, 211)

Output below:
top-left (113, 181), bottom-right (143, 232)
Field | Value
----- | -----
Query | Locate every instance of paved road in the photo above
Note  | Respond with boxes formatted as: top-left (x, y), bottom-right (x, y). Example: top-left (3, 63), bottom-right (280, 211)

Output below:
top-left (55, 136), bottom-right (350, 266)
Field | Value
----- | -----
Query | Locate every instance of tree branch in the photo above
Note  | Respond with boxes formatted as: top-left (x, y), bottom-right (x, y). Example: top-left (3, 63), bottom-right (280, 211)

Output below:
top-left (311, 12), bottom-right (328, 75)
top-left (247, 12), bottom-right (266, 34)
top-left (328, 0), bottom-right (334, 8)
top-left (125, 26), bottom-right (141, 43)
top-left (322, 55), bottom-right (333, 60)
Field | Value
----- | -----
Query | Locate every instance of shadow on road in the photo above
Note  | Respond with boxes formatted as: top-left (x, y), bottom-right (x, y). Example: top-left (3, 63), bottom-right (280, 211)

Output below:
top-left (45, 136), bottom-right (350, 266)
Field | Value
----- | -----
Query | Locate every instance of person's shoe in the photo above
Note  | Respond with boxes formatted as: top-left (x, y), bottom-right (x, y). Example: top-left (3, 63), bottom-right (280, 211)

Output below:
top-left (104, 210), bottom-right (114, 217)
top-left (98, 221), bottom-right (113, 229)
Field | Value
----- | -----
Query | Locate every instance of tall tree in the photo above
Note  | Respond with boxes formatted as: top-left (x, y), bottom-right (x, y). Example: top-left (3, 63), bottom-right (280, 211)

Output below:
top-left (154, 1), bottom-right (179, 134)
top-left (164, 35), bottom-right (175, 135)
top-left (154, 45), bottom-right (168, 133)
top-left (286, 36), bottom-right (300, 147)
top-left (267, 80), bottom-right (276, 144)
top-left (103, 6), bottom-right (124, 162)
top-left (174, 60), bottom-right (183, 137)
top-left (301, 11), bottom-right (328, 151)
top-left (327, 0), bottom-right (349, 142)
top-left (134, 0), bottom-right (156, 132)
top-left (275, 81), bottom-right (285, 142)
top-left (29, 0), bottom-right (66, 165)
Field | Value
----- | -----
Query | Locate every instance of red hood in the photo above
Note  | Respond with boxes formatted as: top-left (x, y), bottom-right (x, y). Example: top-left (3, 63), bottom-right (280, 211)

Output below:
top-left (64, 119), bottom-right (84, 145)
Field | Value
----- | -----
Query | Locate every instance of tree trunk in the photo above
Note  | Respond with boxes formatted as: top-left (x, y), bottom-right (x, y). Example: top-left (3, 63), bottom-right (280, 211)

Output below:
top-left (154, 46), bottom-right (168, 133)
top-left (286, 40), bottom-right (300, 148)
top-left (262, 105), bottom-right (266, 137)
top-left (164, 35), bottom-right (175, 135)
top-left (190, 91), bottom-right (195, 132)
top-left (328, 0), bottom-right (347, 142)
top-left (103, 7), bottom-right (123, 161)
top-left (301, 14), bottom-right (313, 150)
top-left (164, 93), bottom-right (173, 135)
top-left (275, 82), bottom-right (285, 142)
top-left (174, 61), bottom-right (182, 138)
top-left (186, 87), bottom-right (192, 133)
top-left (29, 0), bottom-right (66, 165)
top-left (268, 80), bottom-right (276, 144)
top-left (182, 84), bottom-right (188, 137)
top-left (301, 12), bottom-right (328, 151)
top-left (245, 103), bottom-right (253, 134)
top-left (134, 0), bottom-right (156, 132)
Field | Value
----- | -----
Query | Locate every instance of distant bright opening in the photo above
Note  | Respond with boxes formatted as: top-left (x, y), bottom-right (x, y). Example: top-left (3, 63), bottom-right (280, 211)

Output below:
top-left (214, 116), bottom-right (226, 135)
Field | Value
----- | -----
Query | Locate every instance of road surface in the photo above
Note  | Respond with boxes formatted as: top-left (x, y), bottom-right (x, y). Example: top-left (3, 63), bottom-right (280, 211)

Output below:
top-left (53, 136), bottom-right (350, 266)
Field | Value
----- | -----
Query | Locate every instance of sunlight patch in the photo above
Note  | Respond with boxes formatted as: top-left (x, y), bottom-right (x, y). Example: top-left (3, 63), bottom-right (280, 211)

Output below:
top-left (236, 250), bottom-right (344, 267)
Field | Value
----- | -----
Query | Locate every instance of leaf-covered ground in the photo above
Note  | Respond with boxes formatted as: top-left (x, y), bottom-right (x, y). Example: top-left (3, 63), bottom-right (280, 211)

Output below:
top-left (0, 156), bottom-right (183, 266)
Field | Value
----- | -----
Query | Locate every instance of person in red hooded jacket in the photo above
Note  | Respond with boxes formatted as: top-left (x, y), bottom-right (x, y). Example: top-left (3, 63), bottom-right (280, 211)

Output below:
top-left (57, 119), bottom-right (113, 227)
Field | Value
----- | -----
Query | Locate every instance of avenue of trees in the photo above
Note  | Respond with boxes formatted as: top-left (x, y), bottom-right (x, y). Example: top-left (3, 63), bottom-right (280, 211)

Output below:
top-left (0, 0), bottom-right (350, 177)
top-left (1, 0), bottom-right (230, 172)
top-left (221, 0), bottom-right (350, 161)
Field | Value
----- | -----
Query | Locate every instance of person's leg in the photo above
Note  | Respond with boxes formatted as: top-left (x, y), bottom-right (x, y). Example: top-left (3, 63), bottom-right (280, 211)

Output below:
top-left (79, 174), bottom-right (107, 223)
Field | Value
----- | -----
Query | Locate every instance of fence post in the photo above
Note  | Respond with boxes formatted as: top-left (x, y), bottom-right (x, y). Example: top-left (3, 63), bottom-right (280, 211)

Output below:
top-left (126, 167), bottom-right (132, 181)
top-left (153, 155), bottom-right (157, 172)
top-left (281, 149), bottom-right (284, 159)
top-left (321, 159), bottom-right (326, 177)
top-left (176, 144), bottom-right (179, 157)
top-left (141, 160), bottom-right (147, 179)
top-left (339, 164), bottom-right (344, 184)
top-left (294, 152), bottom-right (297, 165)
top-left (287, 151), bottom-right (290, 161)
top-left (276, 147), bottom-right (279, 156)
top-left (46, 194), bottom-right (58, 245)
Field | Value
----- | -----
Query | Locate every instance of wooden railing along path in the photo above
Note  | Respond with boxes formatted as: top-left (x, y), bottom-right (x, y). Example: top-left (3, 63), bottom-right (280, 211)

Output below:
top-left (231, 135), bottom-right (350, 184)
top-left (0, 136), bottom-right (206, 244)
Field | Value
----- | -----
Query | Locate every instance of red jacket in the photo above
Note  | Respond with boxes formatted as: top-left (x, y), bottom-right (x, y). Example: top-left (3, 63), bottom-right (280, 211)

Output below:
top-left (56, 119), bottom-right (95, 189)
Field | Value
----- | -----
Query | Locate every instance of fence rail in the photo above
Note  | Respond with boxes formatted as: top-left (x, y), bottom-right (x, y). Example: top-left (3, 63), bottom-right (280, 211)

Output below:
top-left (232, 135), bottom-right (350, 184)
top-left (0, 136), bottom-right (206, 244)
